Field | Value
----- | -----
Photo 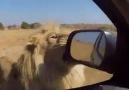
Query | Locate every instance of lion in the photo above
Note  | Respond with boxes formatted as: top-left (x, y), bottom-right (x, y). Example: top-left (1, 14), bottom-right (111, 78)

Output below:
top-left (0, 56), bottom-right (23, 90)
top-left (0, 56), bottom-right (13, 88)
top-left (0, 29), bottom-right (60, 90)
top-left (15, 29), bottom-right (60, 90)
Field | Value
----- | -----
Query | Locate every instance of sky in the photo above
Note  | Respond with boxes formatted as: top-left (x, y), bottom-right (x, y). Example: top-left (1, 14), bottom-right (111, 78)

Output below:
top-left (0, 0), bottom-right (113, 25)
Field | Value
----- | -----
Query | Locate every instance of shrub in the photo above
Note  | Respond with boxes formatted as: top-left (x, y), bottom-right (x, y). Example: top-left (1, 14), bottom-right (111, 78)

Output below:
top-left (98, 26), bottom-right (108, 30)
top-left (21, 22), bottom-right (30, 29)
top-left (8, 25), bottom-right (20, 30)
top-left (0, 22), bottom-right (4, 30)
top-left (30, 23), bottom-right (41, 29)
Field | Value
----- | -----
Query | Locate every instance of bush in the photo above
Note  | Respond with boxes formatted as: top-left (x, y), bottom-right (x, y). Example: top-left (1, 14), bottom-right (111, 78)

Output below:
top-left (30, 23), bottom-right (41, 29)
top-left (21, 22), bottom-right (30, 29)
top-left (0, 22), bottom-right (4, 30)
top-left (98, 26), bottom-right (107, 30)
top-left (8, 25), bottom-right (20, 30)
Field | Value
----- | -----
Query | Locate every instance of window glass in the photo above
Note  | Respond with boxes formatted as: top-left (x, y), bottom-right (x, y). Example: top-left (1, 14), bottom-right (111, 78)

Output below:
top-left (0, 0), bottom-right (115, 89)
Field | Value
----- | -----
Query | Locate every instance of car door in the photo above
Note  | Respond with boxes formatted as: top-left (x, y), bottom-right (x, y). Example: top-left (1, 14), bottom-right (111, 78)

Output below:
top-left (94, 0), bottom-right (129, 87)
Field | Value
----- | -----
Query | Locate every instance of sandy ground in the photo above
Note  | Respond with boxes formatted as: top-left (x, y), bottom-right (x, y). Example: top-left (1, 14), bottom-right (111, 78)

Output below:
top-left (71, 40), bottom-right (93, 61)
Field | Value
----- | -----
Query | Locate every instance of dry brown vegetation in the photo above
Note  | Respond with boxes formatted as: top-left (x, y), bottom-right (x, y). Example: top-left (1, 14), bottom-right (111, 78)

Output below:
top-left (61, 24), bottom-right (116, 31)
top-left (0, 29), bottom-right (41, 61)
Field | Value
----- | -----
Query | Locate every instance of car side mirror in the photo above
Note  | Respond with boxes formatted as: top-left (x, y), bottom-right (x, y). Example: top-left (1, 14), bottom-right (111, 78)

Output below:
top-left (63, 29), bottom-right (116, 73)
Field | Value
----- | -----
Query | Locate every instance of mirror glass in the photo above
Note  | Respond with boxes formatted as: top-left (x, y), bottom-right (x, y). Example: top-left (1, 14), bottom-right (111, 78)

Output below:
top-left (70, 31), bottom-right (101, 62)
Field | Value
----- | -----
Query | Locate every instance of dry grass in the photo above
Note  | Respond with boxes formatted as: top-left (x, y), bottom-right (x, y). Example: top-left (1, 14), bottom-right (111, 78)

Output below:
top-left (61, 24), bottom-right (116, 31)
top-left (0, 29), bottom-right (41, 61)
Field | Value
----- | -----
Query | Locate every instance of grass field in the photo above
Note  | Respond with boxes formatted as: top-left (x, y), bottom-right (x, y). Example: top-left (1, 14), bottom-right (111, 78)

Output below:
top-left (0, 29), bottom-right (40, 61)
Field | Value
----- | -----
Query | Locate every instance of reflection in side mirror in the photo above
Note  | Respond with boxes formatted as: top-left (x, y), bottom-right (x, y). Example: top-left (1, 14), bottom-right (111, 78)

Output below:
top-left (70, 31), bottom-right (103, 63)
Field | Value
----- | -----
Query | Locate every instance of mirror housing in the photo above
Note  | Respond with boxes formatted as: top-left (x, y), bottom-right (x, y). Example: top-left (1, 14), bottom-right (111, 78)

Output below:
top-left (63, 29), bottom-right (116, 73)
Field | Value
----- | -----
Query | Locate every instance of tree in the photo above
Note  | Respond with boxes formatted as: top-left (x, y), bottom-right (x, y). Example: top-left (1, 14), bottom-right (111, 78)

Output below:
top-left (21, 22), bottom-right (30, 29)
top-left (30, 23), bottom-right (42, 29)
top-left (0, 22), bottom-right (4, 30)
top-left (8, 25), bottom-right (20, 30)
